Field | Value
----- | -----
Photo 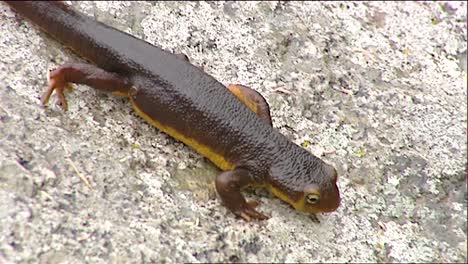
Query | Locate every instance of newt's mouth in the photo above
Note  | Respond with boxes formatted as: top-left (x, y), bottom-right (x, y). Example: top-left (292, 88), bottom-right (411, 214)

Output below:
top-left (320, 184), bottom-right (341, 212)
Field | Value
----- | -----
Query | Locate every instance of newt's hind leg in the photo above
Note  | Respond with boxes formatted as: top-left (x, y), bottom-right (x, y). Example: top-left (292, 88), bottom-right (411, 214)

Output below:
top-left (227, 84), bottom-right (273, 126)
top-left (42, 63), bottom-right (132, 110)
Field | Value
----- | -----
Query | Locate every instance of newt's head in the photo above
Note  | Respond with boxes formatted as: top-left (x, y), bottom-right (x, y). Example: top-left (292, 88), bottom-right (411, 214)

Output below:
top-left (268, 147), bottom-right (341, 214)
top-left (298, 163), bottom-right (340, 213)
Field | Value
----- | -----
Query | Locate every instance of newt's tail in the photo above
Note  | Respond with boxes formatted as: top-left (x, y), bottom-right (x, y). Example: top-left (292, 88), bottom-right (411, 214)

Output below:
top-left (4, 1), bottom-right (127, 72)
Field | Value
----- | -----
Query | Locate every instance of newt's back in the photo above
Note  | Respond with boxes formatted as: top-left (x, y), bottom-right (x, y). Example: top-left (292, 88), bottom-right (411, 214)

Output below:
top-left (6, 1), bottom-right (278, 168)
top-left (5, 1), bottom-right (341, 221)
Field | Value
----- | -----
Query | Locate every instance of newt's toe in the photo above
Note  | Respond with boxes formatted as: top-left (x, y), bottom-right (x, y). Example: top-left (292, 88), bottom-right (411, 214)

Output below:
top-left (41, 69), bottom-right (71, 111)
top-left (235, 201), bottom-right (269, 221)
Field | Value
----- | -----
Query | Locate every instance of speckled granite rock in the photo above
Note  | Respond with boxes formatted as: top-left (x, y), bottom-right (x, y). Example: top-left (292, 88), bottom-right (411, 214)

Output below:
top-left (0, 1), bottom-right (466, 263)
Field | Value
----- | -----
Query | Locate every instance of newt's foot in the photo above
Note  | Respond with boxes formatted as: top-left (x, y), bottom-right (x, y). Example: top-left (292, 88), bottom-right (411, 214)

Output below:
top-left (41, 68), bottom-right (72, 111)
top-left (215, 169), bottom-right (270, 222)
top-left (309, 213), bottom-right (320, 223)
top-left (235, 200), bottom-right (270, 222)
top-left (41, 63), bottom-right (131, 111)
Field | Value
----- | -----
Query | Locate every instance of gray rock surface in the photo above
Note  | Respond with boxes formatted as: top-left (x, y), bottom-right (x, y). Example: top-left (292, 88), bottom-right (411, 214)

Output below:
top-left (0, 1), bottom-right (466, 263)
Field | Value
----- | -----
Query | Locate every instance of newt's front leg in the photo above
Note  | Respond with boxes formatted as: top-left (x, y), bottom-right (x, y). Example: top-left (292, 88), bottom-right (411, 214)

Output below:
top-left (175, 53), bottom-right (273, 126)
top-left (227, 84), bottom-right (272, 126)
top-left (215, 168), bottom-right (269, 221)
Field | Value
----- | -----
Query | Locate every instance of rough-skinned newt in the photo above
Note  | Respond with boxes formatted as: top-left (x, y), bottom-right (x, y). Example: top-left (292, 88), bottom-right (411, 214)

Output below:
top-left (5, 1), bottom-right (340, 221)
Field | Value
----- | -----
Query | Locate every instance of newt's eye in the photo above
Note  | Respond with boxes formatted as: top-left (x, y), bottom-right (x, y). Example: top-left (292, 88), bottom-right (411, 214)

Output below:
top-left (306, 193), bottom-right (320, 204)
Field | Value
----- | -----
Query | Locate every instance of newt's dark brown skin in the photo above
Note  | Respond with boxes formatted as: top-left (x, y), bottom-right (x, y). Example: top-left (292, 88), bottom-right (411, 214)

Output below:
top-left (5, 1), bottom-right (340, 221)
